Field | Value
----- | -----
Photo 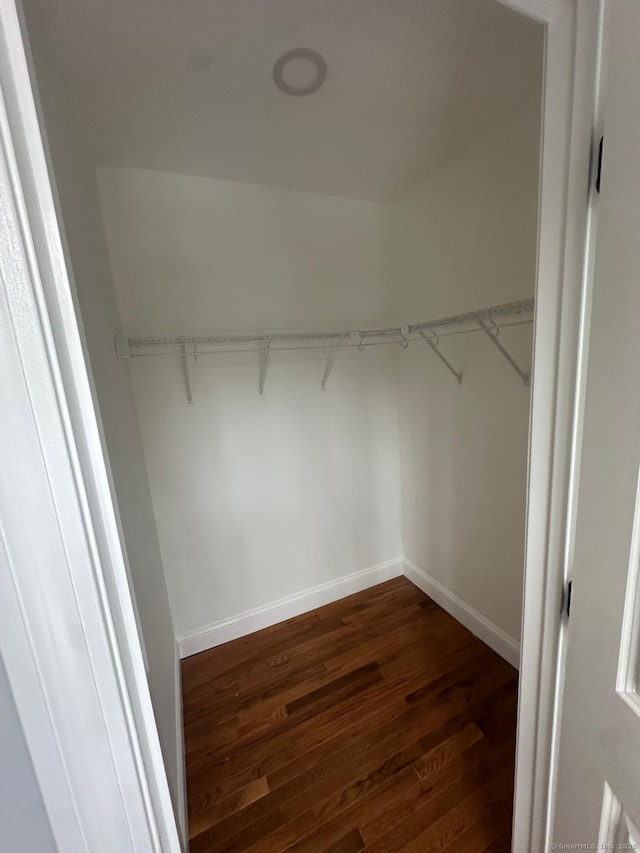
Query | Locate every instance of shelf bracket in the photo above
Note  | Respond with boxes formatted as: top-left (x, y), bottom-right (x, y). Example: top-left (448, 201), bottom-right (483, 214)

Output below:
top-left (321, 336), bottom-right (344, 390)
top-left (477, 318), bottom-right (530, 385)
top-left (259, 340), bottom-right (271, 394)
top-left (418, 330), bottom-right (463, 384)
top-left (181, 344), bottom-right (194, 404)
top-left (114, 335), bottom-right (131, 360)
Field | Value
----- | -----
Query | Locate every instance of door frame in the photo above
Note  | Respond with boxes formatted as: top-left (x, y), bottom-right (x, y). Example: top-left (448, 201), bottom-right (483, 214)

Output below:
top-left (503, 1), bottom-right (604, 850)
top-left (0, 0), bottom-right (600, 850)
top-left (0, 2), bottom-right (181, 851)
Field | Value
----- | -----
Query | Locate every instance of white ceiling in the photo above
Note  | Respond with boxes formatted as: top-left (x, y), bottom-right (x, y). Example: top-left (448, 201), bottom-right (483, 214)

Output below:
top-left (24, 0), bottom-right (543, 202)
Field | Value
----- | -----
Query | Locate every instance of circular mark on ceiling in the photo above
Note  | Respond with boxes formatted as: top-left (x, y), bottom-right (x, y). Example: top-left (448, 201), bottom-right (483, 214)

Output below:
top-left (272, 48), bottom-right (327, 96)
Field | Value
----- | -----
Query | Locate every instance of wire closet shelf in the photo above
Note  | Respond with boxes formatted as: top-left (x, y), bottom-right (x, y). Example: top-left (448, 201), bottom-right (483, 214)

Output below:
top-left (115, 297), bottom-right (534, 402)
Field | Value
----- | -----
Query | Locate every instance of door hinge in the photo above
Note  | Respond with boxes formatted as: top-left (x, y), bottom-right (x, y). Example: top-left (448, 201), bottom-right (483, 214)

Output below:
top-left (561, 579), bottom-right (573, 619)
top-left (595, 135), bottom-right (604, 193)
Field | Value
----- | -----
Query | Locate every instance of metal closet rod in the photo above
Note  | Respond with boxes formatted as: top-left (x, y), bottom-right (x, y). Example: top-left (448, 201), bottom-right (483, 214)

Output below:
top-left (118, 298), bottom-right (533, 349)
top-left (114, 297), bottom-right (534, 401)
top-left (123, 317), bottom-right (532, 356)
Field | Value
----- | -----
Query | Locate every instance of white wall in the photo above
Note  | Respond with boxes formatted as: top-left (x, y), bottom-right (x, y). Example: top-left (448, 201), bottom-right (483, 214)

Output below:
top-left (45, 99), bottom-right (536, 671)
top-left (98, 169), bottom-right (403, 640)
top-left (0, 656), bottom-right (56, 853)
top-left (97, 96), bottom-right (538, 651)
top-left (23, 23), bottom-right (185, 835)
top-left (388, 103), bottom-right (540, 644)
top-left (99, 170), bottom-right (392, 335)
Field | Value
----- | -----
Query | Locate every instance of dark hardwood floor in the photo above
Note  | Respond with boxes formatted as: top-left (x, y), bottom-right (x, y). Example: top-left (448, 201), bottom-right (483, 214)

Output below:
top-left (182, 577), bottom-right (518, 852)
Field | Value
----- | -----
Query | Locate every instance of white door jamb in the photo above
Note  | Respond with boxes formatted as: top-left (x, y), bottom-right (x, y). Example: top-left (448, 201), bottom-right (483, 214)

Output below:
top-left (0, 2), bottom-right (181, 850)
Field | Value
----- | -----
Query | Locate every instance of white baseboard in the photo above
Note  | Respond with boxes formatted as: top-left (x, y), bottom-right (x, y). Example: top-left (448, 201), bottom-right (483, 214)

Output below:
top-left (177, 558), bottom-right (404, 658)
top-left (403, 559), bottom-right (521, 669)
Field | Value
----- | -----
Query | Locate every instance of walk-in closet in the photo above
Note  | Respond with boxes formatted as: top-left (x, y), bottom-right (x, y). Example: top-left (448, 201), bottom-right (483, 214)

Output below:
top-left (22, 0), bottom-right (543, 848)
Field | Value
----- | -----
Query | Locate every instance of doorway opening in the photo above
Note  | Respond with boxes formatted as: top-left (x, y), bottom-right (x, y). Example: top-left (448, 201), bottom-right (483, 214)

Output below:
top-left (19, 0), bottom-right (563, 849)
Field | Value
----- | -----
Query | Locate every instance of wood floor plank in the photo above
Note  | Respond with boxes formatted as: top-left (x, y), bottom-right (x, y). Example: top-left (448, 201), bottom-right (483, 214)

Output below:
top-left (212, 604), bottom-right (442, 734)
top-left (182, 578), bottom-right (421, 692)
top-left (282, 766), bottom-right (420, 853)
top-left (187, 649), bottom-right (469, 791)
top-left (394, 766), bottom-right (514, 853)
top-left (188, 776), bottom-right (271, 838)
top-left (264, 644), bottom-right (502, 795)
top-left (184, 598), bottom-right (432, 736)
top-left (183, 577), bottom-right (518, 852)
top-left (284, 662), bottom-right (382, 718)
top-left (323, 829), bottom-right (365, 853)
top-left (186, 696), bottom-right (410, 812)
top-left (412, 723), bottom-right (484, 779)
top-left (251, 712), bottom-right (513, 853)
top-left (230, 669), bottom-right (514, 851)
top-left (444, 795), bottom-right (514, 853)
top-left (281, 712), bottom-right (499, 853)
top-left (359, 737), bottom-right (515, 851)
top-left (198, 740), bottom-right (428, 853)
top-left (187, 661), bottom-right (383, 761)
